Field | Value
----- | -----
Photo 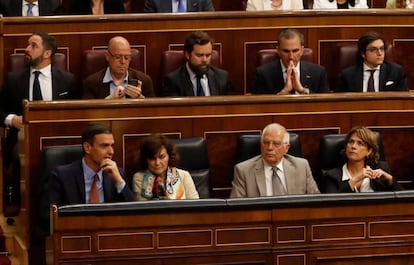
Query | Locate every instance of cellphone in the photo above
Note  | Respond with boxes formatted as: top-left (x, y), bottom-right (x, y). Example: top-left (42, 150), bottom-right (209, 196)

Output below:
top-left (128, 79), bottom-right (138, 86)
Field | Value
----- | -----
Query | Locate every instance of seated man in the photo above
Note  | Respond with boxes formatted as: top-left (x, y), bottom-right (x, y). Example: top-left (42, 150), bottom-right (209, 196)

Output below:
top-left (252, 28), bottom-right (329, 95)
top-left (48, 123), bottom-right (135, 206)
top-left (163, 31), bottom-right (233, 96)
top-left (82, 36), bottom-right (155, 99)
top-left (0, 0), bottom-right (63, 16)
top-left (144, 0), bottom-right (215, 12)
top-left (337, 31), bottom-right (408, 92)
top-left (230, 123), bottom-right (320, 198)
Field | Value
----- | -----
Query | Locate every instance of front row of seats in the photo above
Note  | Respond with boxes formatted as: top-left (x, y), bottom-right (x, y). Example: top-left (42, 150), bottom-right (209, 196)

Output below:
top-left (40, 132), bottom-right (387, 200)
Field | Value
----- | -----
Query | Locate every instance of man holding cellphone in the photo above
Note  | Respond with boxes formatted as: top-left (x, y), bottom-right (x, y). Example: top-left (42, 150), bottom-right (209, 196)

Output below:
top-left (82, 36), bottom-right (155, 99)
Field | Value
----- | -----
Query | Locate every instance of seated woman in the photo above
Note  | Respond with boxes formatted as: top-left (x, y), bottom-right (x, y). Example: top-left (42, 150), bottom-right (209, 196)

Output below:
top-left (70, 0), bottom-right (125, 15)
top-left (313, 0), bottom-right (368, 9)
top-left (324, 126), bottom-right (402, 193)
top-left (246, 0), bottom-right (303, 11)
top-left (386, 0), bottom-right (413, 8)
top-left (132, 134), bottom-right (200, 200)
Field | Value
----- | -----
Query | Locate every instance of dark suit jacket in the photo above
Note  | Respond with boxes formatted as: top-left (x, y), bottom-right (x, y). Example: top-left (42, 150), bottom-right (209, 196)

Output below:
top-left (324, 161), bottom-right (403, 193)
top-left (48, 160), bottom-right (135, 205)
top-left (252, 60), bottom-right (329, 94)
top-left (337, 62), bottom-right (408, 92)
top-left (0, 0), bottom-right (62, 16)
top-left (82, 68), bottom-right (155, 99)
top-left (70, 0), bottom-right (125, 14)
top-left (0, 67), bottom-right (75, 145)
top-left (163, 65), bottom-right (233, 96)
top-left (144, 0), bottom-right (214, 12)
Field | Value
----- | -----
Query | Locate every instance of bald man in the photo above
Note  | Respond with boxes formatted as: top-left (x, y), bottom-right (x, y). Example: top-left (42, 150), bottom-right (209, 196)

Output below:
top-left (82, 36), bottom-right (155, 99)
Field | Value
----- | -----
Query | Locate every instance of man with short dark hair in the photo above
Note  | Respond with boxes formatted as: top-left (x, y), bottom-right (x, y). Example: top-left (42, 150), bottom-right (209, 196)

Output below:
top-left (163, 31), bottom-right (233, 96)
top-left (252, 28), bottom-right (329, 95)
top-left (337, 31), bottom-right (408, 92)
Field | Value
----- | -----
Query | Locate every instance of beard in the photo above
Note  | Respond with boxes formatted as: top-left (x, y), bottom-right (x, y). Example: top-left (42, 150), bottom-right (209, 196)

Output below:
top-left (189, 62), bottom-right (210, 76)
top-left (24, 53), bottom-right (43, 68)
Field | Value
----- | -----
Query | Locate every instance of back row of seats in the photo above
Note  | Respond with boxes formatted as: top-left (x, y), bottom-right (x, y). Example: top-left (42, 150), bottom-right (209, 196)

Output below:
top-left (40, 132), bottom-right (386, 200)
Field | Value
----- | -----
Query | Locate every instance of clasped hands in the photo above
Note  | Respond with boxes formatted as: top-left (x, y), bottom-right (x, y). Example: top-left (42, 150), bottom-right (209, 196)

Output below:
top-left (110, 80), bottom-right (144, 99)
top-left (278, 61), bottom-right (308, 95)
top-left (349, 166), bottom-right (393, 191)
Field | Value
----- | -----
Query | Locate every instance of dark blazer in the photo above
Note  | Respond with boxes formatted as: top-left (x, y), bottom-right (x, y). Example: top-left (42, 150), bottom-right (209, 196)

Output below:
top-left (324, 161), bottom-right (403, 193)
top-left (82, 68), bottom-right (155, 99)
top-left (0, 67), bottom-right (75, 145)
top-left (48, 160), bottom-right (135, 206)
top-left (337, 62), bottom-right (408, 92)
top-left (163, 65), bottom-right (233, 96)
top-left (0, 0), bottom-right (62, 16)
top-left (70, 0), bottom-right (125, 14)
top-left (252, 60), bottom-right (329, 94)
top-left (144, 0), bottom-right (215, 12)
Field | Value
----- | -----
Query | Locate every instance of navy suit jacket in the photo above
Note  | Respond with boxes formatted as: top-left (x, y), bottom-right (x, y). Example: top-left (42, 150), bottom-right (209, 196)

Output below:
top-left (337, 62), bottom-right (408, 92)
top-left (0, 0), bottom-right (62, 16)
top-left (163, 65), bottom-right (233, 96)
top-left (252, 60), bottom-right (329, 94)
top-left (144, 0), bottom-right (215, 12)
top-left (48, 160), bottom-right (135, 206)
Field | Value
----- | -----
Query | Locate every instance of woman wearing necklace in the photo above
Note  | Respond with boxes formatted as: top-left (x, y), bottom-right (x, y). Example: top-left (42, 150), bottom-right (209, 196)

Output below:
top-left (132, 134), bottom-right (199, 200)
top-left (70, 0), bottom-right (125, 15)
top-left (386, 0), bottom-right (414, 8)
top-left (246, 0), bottom-right (303, 11)
top-left (313, 0), bottom-right (368, 9)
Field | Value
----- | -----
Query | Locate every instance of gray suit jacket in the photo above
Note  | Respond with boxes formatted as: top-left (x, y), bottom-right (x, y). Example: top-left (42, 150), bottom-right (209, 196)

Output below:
top-left (230, 154), bottom-right (320, 198)
top-left (144, 0), bottom-right (214, 12)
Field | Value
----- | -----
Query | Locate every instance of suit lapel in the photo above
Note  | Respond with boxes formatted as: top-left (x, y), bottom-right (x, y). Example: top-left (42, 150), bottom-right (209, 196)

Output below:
top-left (74, 161), bottom-right (87, 203)
top-left (181, 67), bottom-right (196, 96)
top-left (283, 158), bottom-right (295, 193)
top-left (356, 65), bottom-right (364, 92)
top-left (379, 64), bottom-right (386, 91)
top-left (188, 0), bottom-right (199, 11)
top-left (254, 158), bottom-right (267, 196)
top-left (207, 69), bottom-right (217, 95)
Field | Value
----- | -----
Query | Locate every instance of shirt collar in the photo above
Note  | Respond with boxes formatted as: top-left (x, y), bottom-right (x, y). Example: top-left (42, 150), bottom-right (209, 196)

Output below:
top-left (82, 158), bottom-right (102, 181)
top-left (31, 64), bottom-right (51, 76)
top-left (363, 63), bottom-right (381, 72)
top-left (102, 67), bottom-right (129, 85)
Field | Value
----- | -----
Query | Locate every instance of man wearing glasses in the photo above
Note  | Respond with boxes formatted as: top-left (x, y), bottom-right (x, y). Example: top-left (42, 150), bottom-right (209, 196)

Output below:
top-left (337, 31), bottom-right (408, 92)
top-left (252, 28), bottom-right (329, 95)
top-left (230, 123), bottom-right (320, 198)
top-left (82, 36), bottom-right (155, 99)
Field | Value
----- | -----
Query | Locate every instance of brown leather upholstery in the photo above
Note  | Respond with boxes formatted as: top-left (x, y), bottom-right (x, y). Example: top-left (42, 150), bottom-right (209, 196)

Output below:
top-left (9, 53), bottom-right (67, 72)
top-left (81, 49), bottom-right (143, 80)
top-left (256, 48), bottom-right (314, 67)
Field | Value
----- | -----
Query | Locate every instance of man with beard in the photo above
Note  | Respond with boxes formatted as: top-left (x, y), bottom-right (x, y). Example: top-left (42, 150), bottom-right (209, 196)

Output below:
top-left (82, 36), bottom-right (155, 99)
top-left (337, 31), bottom-right (408, 92)
top-left (0, 32), bottom-right (75, 217)
top-left (163, 31), bottom-right (233, 96)
top-left (0, 0), bottom-right (63, 16)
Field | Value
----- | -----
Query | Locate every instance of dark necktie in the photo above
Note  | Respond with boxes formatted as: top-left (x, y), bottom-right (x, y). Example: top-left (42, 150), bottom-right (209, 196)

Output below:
top-left (367, 69), bottom-right (376, 92)
top-left (33, 71), bottom-right (43, 100)
top-left (27, 3), bottom-right (34, 16)
top-left (196, 75), bottom-right (205, 96)
top-left (272, 167), bottom-right (286, 196)
top-left (90, 174), bottom-right (100, 203)
top-left (177, 0), bottom-right (186, 12)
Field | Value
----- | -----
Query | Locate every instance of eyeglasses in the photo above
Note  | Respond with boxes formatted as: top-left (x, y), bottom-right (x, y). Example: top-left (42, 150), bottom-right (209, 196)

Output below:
top-left (366, 46), bottom-right (385, 53)
top-left (107, 50), bottom-right (132, 61)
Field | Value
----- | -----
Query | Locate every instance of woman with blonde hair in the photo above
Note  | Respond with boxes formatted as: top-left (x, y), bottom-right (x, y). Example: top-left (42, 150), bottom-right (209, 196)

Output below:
top-left (246, 0), bottom-right (303, 11)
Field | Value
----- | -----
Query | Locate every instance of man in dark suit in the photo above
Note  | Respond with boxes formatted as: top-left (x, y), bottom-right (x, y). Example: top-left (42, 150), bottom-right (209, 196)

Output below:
top-left (163, 31), bottom-right (233, 96)
top-left (48, 123), bottom-right (135, 206)
top-left (230, 123), bottom-right (320, 198)
top-left (252, 28), bottom-right (329, 95)
top-left (0, 0), bottom-right (62, 16)
top-left (82, 36), bottom-right (155, 99)
top-left (337, 31), bottom-right (408, 92)
top-left (144, 0), bottom-right (214, 12)
top-left (0, 32), bottom-right (76, 216)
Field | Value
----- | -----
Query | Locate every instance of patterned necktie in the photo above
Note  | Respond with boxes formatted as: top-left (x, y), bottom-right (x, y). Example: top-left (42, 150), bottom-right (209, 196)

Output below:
top-left (33, 71), bottom-right (43, 100)
top-left (27, 3), bottom-right (34, 16)
top-left (367, 69), bottom-right (376, 92)
top-left (177, 0), bottom-right (186, 12)
top-left (272, 167), bottom-right (286, 196)
top-left (90, 174), bottom-right (100, 203)
top-left (196, 74), bottom-right (205, 96)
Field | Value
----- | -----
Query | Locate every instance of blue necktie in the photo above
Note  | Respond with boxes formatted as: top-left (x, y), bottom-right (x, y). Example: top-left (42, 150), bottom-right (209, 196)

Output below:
top-left (177, 0), bottom-right (186, 12)
top-left (27, 3), bottom-right (34, 16)
top-left (196, 75), bottom-right (205, 96)
top-left (367, 69), bottom-right (375, 92)
top-left (33, 71), bottom-right (43, 100)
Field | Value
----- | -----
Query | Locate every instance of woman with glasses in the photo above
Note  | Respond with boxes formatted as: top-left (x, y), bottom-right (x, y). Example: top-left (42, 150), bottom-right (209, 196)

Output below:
top-left (132, 134), bottom-right (199, 200)
top-left (313, 0), bottom-right (368, 9)
top-left (246, 0), bottom-right (303, 11)
top-left (386, 0), bottom-right (414, 8)
top-left (324, 127), bottom-right (402, 193)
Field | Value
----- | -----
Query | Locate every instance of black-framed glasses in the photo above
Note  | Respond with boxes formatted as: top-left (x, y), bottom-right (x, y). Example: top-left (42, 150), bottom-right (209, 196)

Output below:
top-left (107, 50), bottom-right (132, 61)
top-left (366, 46), bottom-right (385, 53)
